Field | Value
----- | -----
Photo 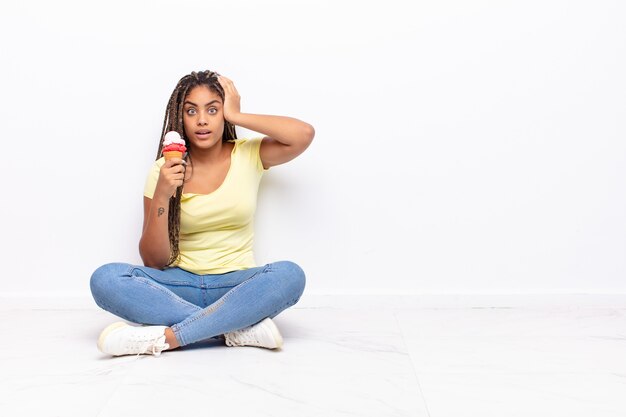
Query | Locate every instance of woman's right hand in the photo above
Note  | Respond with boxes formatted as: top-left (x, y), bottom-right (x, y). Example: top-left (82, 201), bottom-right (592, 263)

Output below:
top-left (154, 158), bottom-right (186, 200)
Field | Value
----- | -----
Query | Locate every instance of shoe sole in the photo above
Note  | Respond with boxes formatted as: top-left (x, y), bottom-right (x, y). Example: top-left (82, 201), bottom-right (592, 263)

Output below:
top-left (97, 321), bottom-right (128, 353)
top-left (262, 318), bottom-right (284, 349)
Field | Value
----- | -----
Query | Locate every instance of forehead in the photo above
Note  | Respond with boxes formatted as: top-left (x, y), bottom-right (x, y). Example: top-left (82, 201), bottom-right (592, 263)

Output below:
top-left (185, 85), bottom-right (222, 104)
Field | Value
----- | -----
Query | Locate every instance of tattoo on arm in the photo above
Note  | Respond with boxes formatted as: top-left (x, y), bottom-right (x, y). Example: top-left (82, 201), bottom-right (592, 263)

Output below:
top-left (158, 207), bottom-right (165, 217)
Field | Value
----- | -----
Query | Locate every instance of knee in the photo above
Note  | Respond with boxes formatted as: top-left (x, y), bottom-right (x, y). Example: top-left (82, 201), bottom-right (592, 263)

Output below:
top-left (89, 262), bottom-right (130, 305)
top-left (269, 260), bottom-right (306, 298)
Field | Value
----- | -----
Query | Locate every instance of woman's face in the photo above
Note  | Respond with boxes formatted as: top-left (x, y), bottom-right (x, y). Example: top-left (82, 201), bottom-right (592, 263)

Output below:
top-left (182, 85), bottom-right (225, 151)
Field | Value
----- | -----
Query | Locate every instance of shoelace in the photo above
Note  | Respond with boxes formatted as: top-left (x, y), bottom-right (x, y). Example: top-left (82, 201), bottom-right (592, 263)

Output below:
top-left (226, 326), bottom-right (259, 346)
top-left (132, 335), bottom-right (170, 361)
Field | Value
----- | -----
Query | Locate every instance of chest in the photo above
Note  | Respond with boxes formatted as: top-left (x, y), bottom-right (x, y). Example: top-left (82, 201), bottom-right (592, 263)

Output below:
top-left (177, 152), bottom-right (263, 234)
top-left (182, 158), bottom-right (231, 195)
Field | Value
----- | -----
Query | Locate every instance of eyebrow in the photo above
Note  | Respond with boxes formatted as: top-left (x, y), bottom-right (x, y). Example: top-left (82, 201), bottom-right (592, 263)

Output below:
top-left (184, 100), bottom-right (221, 106)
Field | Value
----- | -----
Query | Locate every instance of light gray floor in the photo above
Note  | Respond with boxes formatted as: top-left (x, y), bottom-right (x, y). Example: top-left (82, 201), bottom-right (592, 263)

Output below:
top-left (1, 295), bottom-right (625, 416)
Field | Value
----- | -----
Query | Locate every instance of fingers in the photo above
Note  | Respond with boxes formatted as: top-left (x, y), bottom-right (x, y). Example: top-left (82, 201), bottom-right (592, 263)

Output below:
top-left (164, 159), bottom-right (186, 173)
top-left (171, 173), bottom-right (184, 193)
top-left (170, 161), bottom-right (185, 181)
top-left (164, 158), bottom-right (186, 167)
top-left (218, 75), bottom-right (236, 92)
top-left (160, 157), bottom-right (186, 196)
top-left (156, 158), bottom-right (188, 199)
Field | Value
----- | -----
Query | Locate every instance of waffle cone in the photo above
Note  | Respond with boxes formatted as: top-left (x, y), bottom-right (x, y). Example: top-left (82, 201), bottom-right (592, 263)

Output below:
top-left (163, 151), bottom-right (183, 160)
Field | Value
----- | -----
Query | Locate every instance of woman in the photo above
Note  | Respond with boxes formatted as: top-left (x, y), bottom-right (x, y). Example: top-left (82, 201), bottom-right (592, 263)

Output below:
top-left (90, 70), bottom-right (314, 357)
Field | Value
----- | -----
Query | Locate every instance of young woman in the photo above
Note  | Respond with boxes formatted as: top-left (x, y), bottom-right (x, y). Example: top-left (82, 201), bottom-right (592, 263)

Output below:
top-left (90, 70), bottom-right (314, 357)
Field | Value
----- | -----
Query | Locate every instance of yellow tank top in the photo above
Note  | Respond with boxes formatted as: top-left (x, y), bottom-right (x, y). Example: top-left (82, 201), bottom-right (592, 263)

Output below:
top-left (143, 137), bottom-right (269, 274)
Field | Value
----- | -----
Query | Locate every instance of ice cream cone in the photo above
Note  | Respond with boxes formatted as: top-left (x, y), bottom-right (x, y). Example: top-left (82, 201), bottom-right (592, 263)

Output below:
top-left (163, 151), bottom-right (183, 160)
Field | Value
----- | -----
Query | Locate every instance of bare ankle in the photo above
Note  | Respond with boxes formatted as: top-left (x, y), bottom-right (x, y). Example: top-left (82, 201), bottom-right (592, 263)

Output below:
top-left (164, 327), bottom-right (180, 349)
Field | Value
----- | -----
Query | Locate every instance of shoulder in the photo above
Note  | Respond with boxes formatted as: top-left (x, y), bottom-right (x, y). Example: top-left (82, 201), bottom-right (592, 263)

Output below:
top-left (233, 137), bottom-right (267, 171)
top-left (145, 158), bottom-right (166, 180)
top-left (147, 157), bottom-right (166, 172)
top-left (233, 137), bottom-right (262, 147)
top-left (144, 157), bottom-right (166, 198)
top-left (154, 157), bottom-right (166, 167)
top-left (232, 137), bottom-right (264, 155)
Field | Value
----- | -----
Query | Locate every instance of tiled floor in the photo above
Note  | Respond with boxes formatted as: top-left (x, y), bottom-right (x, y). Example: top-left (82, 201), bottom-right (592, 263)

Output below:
top-left (0, 295), bottom-right (625, 416)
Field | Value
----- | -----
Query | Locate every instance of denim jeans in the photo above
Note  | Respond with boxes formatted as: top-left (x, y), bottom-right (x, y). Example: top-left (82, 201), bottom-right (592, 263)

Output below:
top-left (89, 260), bottom-right (306, 347)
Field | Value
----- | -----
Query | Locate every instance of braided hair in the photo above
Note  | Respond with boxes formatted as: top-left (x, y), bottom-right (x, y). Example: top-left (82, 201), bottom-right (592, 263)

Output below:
top-left (155, 70), bottom-right (238, 267)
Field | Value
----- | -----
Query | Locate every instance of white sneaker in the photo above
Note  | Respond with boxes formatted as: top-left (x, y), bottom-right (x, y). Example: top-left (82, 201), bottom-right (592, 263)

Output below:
top-left (97, 321), bottom-right (170, 357)
top-left (224, 317), bottom-right (284, 349)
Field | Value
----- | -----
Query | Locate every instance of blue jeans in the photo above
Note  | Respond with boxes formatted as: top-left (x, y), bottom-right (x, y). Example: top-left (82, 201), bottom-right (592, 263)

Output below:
top-left (89, 260), bottom-right (306, 347)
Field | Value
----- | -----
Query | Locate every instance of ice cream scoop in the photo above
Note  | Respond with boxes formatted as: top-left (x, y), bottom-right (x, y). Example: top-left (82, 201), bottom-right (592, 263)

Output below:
top-left (162, 131), bottom-right (187, 160)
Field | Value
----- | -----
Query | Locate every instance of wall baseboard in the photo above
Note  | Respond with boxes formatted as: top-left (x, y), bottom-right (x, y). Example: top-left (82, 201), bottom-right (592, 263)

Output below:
top-left (1, 291), bottom-right (625, 310)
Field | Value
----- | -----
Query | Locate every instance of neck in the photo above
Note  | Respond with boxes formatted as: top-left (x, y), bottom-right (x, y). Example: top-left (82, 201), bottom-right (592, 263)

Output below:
top-left (189, 140), bottom-right (231, 165)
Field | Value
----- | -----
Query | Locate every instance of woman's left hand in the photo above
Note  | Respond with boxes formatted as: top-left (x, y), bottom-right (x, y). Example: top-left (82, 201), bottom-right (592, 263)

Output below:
top-left (217, 75), bottom-right (242, 125)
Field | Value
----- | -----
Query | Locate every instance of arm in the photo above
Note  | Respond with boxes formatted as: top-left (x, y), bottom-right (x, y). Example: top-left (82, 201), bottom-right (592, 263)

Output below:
top-left (231, 113), bottom-right (315, 169)
top-left (217, 76), bottom-right (314, 168)
top-left (139, 195), bottom-right (171, 269)
top-left (230, 112), bottom-right (314, 147)
top-left (138, 157), bottom-right (186, 269)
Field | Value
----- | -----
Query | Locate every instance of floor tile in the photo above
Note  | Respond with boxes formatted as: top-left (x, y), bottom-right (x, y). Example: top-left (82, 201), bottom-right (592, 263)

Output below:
top-left (0, 305), bottom-right (427, 417)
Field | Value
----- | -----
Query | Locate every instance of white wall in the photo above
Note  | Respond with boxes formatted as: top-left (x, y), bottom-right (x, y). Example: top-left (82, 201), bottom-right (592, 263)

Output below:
top-left (1, 0), bottom-right (624, 295)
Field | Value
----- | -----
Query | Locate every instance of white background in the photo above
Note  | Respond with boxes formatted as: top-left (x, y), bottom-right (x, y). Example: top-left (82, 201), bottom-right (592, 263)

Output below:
top-left (0, 0), bottom-right (624, 295)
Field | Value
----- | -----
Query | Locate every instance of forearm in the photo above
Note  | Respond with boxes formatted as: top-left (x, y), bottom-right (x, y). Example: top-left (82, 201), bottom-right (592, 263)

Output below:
top-left (231, 113), bottom-right (314, 146)
top-left (139, 196), bottom-right (172, 269)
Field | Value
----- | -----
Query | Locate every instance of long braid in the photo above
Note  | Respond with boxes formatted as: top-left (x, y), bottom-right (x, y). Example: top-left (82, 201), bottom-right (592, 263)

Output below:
top-left (154, 70), bottom-right (238, 267)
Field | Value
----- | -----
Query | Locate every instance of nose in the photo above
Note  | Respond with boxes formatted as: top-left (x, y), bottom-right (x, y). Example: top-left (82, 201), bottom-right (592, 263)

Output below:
top-left (197, 111), bottom-right (208, 126)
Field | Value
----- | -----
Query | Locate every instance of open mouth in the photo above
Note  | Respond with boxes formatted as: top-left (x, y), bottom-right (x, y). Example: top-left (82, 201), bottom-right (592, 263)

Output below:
top-left (196, 130), bottom-right (212, 137)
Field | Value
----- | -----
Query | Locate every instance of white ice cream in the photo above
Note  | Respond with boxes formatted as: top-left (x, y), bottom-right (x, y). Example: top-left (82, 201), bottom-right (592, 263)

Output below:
top-left (163, 131), bottom-right (185, 146)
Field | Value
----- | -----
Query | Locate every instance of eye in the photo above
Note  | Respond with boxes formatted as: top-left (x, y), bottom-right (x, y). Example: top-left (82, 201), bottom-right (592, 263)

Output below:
top-left (209, 107), bottom-right (218, 114)
top-left (186, 108), bottom-right (196, 115)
